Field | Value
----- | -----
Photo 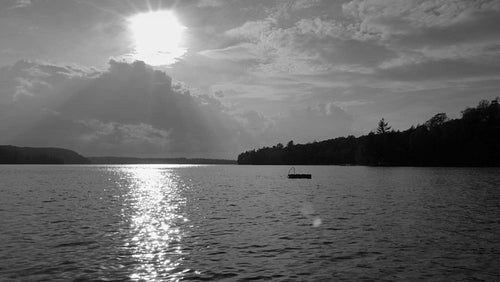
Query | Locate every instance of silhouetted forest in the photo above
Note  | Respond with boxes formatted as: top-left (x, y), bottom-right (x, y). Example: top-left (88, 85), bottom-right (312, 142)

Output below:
top-left (0, 145), bottom-right (90, 164)
top-left (238, 98), bottom-right (500, 166)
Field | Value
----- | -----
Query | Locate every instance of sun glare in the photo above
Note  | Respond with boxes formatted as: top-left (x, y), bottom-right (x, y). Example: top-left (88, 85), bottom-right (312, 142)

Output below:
top-left (129, 10), bottom-right (186, 66)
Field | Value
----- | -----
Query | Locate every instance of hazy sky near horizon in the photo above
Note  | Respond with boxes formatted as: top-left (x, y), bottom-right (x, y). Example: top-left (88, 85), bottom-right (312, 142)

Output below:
top-left (1, 0), bottom-right (500, 158)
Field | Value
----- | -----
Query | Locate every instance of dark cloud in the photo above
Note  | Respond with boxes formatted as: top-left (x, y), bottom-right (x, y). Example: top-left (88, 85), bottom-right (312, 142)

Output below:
top-left (0, 60), bottom-right (245, 157)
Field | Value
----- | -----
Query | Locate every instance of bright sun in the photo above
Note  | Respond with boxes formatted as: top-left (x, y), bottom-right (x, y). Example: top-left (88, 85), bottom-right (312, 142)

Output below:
top-left (129, 10), bottom-right (186, 66)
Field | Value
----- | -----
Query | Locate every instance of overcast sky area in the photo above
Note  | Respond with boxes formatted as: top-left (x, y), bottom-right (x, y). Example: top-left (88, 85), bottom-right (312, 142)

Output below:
top-left (1, 0), bottom-right (500, 158)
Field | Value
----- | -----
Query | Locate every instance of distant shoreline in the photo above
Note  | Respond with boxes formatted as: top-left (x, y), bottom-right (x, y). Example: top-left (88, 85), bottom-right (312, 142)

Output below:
top-left (87, 156), bottom-right (236, 165)
top-left (0, 145), bottom-right (236, 165)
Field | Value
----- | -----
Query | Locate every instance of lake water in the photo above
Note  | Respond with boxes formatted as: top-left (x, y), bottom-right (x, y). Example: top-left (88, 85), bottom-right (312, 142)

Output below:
top-left (0, 165), bottom-right (499, 281)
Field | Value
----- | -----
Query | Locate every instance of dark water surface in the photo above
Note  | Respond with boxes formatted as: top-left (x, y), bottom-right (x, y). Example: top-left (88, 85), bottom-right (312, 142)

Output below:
top-left (1, 165), bottom-right (499, 281)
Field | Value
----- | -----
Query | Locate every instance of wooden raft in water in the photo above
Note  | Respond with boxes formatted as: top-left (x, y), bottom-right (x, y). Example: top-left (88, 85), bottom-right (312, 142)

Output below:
top-left (287, 167), bottom-right (312, 179)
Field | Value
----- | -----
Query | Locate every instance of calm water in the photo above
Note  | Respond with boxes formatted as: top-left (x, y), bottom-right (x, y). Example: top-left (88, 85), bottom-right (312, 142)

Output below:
top-left (0, 165), bottom-right (499, 281)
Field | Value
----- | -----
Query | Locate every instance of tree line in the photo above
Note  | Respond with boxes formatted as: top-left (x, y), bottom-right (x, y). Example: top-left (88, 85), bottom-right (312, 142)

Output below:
top-left (0, 145), bottom-right (90, 164)
top-left (237, 98), bottom-right (500, 166)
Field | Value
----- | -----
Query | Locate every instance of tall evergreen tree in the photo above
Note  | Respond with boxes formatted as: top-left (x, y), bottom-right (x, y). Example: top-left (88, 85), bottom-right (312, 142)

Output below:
top-left (376, 118), bottom-right (391, 134)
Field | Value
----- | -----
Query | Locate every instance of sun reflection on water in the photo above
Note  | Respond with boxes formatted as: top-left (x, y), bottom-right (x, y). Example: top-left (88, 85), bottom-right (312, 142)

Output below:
top-left (118, 165), bottom-right (190, 281)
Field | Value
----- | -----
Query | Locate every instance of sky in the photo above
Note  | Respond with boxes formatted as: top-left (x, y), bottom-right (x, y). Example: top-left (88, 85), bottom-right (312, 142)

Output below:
top-left (1, 0), bottom-right (500, 158)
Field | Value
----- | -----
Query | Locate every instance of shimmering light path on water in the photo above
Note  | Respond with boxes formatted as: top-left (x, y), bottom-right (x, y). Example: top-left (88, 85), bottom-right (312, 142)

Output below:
top-left (1, 165), bottom-right (499, 281)
top-left (120, 166), bottom-right (190, 280)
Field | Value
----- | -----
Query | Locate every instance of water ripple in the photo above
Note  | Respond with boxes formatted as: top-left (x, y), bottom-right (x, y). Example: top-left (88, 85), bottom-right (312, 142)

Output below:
top-left (1, 165), bottom-right (500, 281)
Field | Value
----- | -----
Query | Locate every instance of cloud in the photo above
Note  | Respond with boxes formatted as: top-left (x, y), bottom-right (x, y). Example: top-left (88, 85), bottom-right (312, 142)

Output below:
top-left (333, 0), bottom-right (500, 79)
top-left (331, 99), bottom-right (374, 109)
top-left (393, 9), bottom-right (500, 48)
top-left (0, 60), bottom-right (95, 105)
top-left (198, 43), bottom-right (264, 62)
top-left (290, 0), bottom-right (323, 10)
top-left (270, 0), bottom-right (325, 20)
top-left (341, 0), bottom-right (500, 45)
top-left (79, 120), bottom-right (171, 156)
top-left (217, 19), bottom-right (329, 75)
top-left (189, 0), bottom-right (500, 137)
top-left (196, 0), bottom-right (228, 8)
top-left (295, 17), bottom-right (353, 39)
top-left (0, 60), bottom-right (248, 158)
top-left (225, 19), bottom-right (276, 40)
top-left (375, 58), bottom-right (500, 82)
top-left (207, 8), bottom-right (398, 77)
top-left (7, 0), bottom-right (32, 9)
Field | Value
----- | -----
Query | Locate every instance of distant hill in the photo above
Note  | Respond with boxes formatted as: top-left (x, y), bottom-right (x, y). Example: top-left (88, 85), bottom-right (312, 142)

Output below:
top-left (0, 145), bottom-right (90, 164)
top-left (0, 146), bottom-right (235, 165)
top-left (238, 98), bottom-right (500, 167)
top-left (88, 156), bottom-right (236, 165)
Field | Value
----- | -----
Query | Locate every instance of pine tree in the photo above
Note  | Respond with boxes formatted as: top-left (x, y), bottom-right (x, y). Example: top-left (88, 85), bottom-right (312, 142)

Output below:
top-left (376, 118), bottom-right (391, 134)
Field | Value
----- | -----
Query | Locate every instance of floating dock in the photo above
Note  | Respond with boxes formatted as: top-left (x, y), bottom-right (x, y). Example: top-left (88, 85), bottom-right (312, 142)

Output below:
top-left (287, 167), bottom-right (312, 179)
